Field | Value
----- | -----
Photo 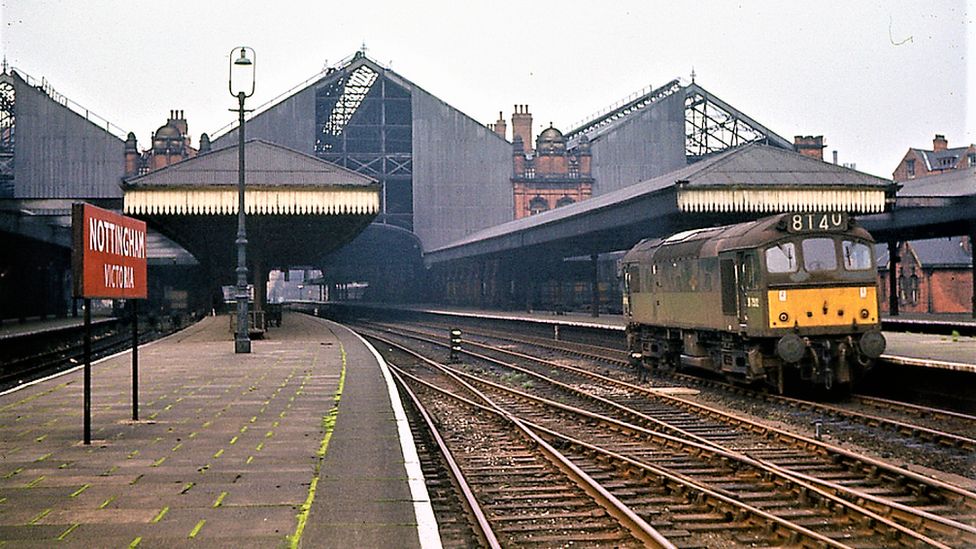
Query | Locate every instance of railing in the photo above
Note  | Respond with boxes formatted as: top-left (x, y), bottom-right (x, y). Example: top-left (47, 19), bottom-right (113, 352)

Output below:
top-left (228, 310), bottom-right (266, 337)
top-left (9, 67), bottom-right (129, 140)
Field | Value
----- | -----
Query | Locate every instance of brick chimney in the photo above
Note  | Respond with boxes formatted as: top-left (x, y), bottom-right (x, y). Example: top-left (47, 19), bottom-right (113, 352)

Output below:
top-left (169, 110), bottom-right (189, 143)
top-left (511, 105), bottom-right (533, 155)
top-left (124, 132), bottom-right (140, 177)
top-left (512, 135), bottom-right (525, 176)
top-left (491, 111), bottom-right (507, 140)
top-left (794, 135), bottom-right (825, 161)
top-left (933, 134), bottom-right (948, 151)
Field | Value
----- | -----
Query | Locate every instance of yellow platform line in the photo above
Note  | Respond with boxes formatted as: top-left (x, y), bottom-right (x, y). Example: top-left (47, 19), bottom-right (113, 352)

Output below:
top-left (188, 519), bottom-right (206, 538)
top-left (57, 523), bottom-right (80, 541)
top-left (288, 343), bottom-right (346, 549)
top-left (27, 508), bottom-right (51, 524)
top-left (213, 491), bottom-right (228, 508)
top-left (151, 506), bottom-right (168, 523)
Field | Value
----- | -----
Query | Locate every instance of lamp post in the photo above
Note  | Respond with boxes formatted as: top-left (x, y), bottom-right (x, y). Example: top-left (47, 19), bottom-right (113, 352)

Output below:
top-left (230, 46), bottom-right (255, 353)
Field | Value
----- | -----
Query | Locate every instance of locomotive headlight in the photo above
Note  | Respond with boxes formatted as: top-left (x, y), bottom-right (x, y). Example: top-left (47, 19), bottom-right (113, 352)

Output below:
top-left (858, 331), bottom-right (886, 359)
top-left (859, 308), bottom-right (870, 319)
top-left (778, 312), bottom-right (789, 323)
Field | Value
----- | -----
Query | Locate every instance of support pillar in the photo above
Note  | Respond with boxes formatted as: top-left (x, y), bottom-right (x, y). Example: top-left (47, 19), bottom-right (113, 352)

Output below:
top-left (590, 253), bottom-right (600, 318)
top-left (887, 241), bottom-right (899, 317)
top-left (970, 228), bottom-right (976, 319)
top-left (477, 260), bottom-right (486, 310)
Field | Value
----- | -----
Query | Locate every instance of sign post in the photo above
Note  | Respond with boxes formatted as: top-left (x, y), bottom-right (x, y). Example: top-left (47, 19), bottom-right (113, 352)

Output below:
top-left (72, 204), bottom-right (148, 444)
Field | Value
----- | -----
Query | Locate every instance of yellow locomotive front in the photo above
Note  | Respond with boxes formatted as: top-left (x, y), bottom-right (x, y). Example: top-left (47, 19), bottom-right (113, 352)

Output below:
top-left (756, 214), bottom-right (886, 390)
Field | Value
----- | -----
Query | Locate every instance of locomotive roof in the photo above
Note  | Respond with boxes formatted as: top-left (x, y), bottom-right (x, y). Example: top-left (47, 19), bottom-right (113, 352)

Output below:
top-left (622, 213), bottom-right (875, 264)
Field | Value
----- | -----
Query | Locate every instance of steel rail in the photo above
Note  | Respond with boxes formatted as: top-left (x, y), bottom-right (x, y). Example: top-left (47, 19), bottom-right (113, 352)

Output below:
top-left (444, 344), bottom-right (961, 546)
top-left (427, 321), bottom-right (976, 460)
top-left (388, 367), bottom-right (501, 549)
top-left (364, 321), bottom-right (976, 543)
top-left (852, 394), bottom-right (976, 424)
top-left (370, 329), bottom-right (943, 548)
top-left (378, 340), bottom-right (674, 548)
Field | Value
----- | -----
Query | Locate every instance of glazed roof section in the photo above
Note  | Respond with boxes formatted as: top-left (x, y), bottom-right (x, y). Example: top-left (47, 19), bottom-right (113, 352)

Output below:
top-left (564, 80), bottom-right (793, 152)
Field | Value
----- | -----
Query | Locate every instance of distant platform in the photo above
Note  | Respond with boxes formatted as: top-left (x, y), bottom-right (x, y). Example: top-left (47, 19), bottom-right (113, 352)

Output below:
top-left (317, 302), bottom-right (976, 375)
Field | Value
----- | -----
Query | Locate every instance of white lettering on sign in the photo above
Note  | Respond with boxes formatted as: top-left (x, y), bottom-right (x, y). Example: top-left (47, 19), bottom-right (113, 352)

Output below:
top-left (88, 219), bottom-right (146, 259)
top-left (103, 264), bottom-right (136, 289)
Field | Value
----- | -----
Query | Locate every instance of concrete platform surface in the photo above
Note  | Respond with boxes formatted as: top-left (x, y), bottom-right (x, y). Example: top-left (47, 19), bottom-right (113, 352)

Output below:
top-left (0, 312), bottom-right (435, 548)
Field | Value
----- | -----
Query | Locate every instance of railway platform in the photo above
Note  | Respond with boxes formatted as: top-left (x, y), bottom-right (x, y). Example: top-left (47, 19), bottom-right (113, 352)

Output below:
top-left (0, 312), bottom-right (436, 547)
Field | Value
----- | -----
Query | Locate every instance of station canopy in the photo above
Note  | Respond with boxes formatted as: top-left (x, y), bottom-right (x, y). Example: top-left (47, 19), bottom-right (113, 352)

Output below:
top-left (122, 139), bottom-right (380, 274)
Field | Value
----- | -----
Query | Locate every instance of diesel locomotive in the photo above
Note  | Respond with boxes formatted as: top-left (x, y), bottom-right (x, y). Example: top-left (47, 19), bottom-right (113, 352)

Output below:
top-left (621, 212), bottom-right (886, 393)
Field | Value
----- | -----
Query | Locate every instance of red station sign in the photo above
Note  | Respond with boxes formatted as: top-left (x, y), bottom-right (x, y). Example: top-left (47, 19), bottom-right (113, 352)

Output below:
top-left (72, 203), bottom-right (148, 299)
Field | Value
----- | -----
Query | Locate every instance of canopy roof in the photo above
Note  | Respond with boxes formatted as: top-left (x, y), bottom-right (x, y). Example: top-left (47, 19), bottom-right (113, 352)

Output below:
top-left (121, 139), bottom-right (380, 275)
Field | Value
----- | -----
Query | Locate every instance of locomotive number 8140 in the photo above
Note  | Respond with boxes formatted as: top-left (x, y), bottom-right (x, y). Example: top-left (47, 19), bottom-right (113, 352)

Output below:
top-left (621, 212), bottom-right (886, 394)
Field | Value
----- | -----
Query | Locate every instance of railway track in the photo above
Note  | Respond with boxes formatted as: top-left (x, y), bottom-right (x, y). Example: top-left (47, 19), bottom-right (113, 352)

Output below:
top-left (382, 338), bottom-right (671, 547)
top-left (415, 320), bottom-right (976, 473)
top-left (1, 320), bottom-right (123, 389)
top-left (359, 321), bottom-right (976, 548)
top-left (0, 318), bottom-right (177, 391)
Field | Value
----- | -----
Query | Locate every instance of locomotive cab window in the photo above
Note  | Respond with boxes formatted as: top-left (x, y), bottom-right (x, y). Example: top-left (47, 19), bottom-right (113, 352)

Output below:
top-left (624, 266), bottom-right (640, 293)
top-left (802, 238), bottom-right (838, 272)
top-left (765, 242), bottom-right (797, 273)
top-left (740, 253), bottom-right (759, 289)
top-left (841, 240), bottom-right (873, 271)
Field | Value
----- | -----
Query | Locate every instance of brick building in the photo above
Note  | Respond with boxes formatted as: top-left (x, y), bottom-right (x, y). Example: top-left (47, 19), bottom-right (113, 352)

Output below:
top-left (892, 134), bottom-right (976, 182)
top-left (882, 136), bottom-right (976, 314)
top-left (124, 110), bottom-right (209, 177)
top-left (877, 237), bottom-right (974, 314)
top-left (491, 106), bottom-right (593, 219)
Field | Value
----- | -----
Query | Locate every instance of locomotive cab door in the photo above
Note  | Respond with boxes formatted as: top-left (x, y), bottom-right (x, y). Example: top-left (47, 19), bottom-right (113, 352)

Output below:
top-left (738, 252), bottom-right (761, 332)
top-left (719, 251), bottom-right (760, 332)
top-left (719, 253), bottom-right (739, 328)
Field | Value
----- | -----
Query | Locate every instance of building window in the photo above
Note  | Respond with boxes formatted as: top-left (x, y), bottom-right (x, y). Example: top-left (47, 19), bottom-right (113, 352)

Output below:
top-left (556, 196), bottom-right (575, 208)
top-left (525, 167), bottom-right (535, 179)
top-left (906, 159), bottom-right (915, 178)
top-left (910, 271), bottom-right (919, 305)
top-left (529, 196), bottom-right (548, 215)
top-left (898, 267), bottom-right (919, 306)
top-left (969, 153), bottom-right (976, 166)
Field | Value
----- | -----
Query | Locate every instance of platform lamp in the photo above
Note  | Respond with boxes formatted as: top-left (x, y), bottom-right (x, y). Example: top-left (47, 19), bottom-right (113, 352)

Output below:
top-left (230, 46), bottom-right (255, 353)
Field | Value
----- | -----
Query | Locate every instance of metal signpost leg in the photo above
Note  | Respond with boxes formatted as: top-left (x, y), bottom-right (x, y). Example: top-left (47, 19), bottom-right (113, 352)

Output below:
top-left (83, 298), bottom-right (91, 445)
top-left (132, 300), bottom-right (139, 421)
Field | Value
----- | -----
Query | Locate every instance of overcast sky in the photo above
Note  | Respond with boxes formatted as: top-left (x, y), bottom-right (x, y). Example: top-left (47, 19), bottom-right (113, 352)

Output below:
top-left (2, 1), bottom-right (971, 178)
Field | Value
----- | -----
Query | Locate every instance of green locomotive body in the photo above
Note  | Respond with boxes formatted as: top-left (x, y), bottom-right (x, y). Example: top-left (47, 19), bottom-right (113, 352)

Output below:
top-left (621, 212), bottom-right (886, 393)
